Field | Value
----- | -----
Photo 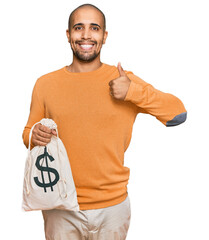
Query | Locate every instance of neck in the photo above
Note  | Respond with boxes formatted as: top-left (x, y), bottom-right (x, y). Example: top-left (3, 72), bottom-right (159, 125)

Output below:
top-left (67, 56), bottom-right (102, 73)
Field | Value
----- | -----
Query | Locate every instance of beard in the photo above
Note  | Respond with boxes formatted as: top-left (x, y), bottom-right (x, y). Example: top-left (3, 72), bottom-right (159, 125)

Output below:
top-left (70, 40), bottom-right (101, 62)
top-left (73, 48), bottom-right (100, 62)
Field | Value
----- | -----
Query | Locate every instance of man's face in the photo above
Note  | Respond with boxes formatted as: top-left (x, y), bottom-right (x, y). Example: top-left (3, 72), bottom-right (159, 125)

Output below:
top-left (66, 7), bottom-right (108, 62)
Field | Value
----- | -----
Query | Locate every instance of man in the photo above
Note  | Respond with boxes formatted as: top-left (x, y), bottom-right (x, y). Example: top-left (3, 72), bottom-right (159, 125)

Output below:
top-left (22, 3), bottom-right (187, 240)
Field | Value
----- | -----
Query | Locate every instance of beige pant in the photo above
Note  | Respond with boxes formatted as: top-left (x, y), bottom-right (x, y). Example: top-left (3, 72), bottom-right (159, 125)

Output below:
top-left (42, 195), bottom-right (131, 240)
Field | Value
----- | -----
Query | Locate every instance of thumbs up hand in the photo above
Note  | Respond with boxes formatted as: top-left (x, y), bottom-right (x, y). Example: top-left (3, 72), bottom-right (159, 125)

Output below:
top-left (108, 62), bottom-right (131, 100)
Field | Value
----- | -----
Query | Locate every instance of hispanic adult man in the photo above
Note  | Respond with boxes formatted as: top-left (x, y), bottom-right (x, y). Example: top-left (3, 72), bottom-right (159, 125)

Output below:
top-left (22, 3), bottom-right (187, 240)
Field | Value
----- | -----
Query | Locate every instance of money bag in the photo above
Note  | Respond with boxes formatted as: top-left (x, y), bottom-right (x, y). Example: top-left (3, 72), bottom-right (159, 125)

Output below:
top-left (22, 118), bottom-right (80, 211)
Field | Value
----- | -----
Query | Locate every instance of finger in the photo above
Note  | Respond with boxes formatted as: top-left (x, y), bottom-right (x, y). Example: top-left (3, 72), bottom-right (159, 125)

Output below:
top-left (37, 128), bottom-right (52, 139)
top-left (52, 129), bottom-right (57, 136)
top-left (117, 62), bottom-right (126, 76)
top-left (33, 139), bottom-right (49, 147)
top-left (35, 134), bottom-right (52, 144)
top-left (39, 124), bottom-right (52, 134)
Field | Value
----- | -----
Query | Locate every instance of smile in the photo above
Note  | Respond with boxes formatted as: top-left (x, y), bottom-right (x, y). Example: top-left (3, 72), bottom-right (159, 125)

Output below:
top-left (78, 44), bottom-right (94, 50)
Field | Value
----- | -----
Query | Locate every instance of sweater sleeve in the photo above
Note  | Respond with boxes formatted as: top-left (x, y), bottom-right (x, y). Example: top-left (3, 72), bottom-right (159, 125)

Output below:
top-left (22, 79), bottom-right (45, 149)
top-left (124, 72), bottom-right (187, 126)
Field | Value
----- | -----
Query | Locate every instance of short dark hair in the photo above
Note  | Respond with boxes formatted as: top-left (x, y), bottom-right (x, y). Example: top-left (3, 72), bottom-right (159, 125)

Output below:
top-left (68, 4), bottom-right (106, 32)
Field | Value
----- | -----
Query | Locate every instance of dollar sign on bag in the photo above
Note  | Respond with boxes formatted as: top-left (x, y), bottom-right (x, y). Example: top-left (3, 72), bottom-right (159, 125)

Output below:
top-left (34, 146), bottom-right (60, 193)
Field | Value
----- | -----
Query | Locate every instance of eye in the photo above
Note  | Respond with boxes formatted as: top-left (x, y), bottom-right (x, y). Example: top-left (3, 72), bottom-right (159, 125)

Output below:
top-left (75, 26), bottom-right (83, 30)
top-left (92, 27), bottom-right (99, 31)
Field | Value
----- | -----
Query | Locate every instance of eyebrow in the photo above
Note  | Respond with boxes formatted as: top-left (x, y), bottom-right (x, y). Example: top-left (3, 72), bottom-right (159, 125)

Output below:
top-left (72, 23), bottom-right (101, 29)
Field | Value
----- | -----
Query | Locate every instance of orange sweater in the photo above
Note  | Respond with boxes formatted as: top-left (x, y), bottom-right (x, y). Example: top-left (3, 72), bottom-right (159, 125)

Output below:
top-left (22, 63), bottom-right (187, 210)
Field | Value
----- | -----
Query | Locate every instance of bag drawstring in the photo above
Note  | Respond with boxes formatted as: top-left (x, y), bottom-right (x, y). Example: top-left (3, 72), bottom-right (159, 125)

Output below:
top-left (56, 129), bottom-right (68, 199)
top-left (25, 121), bottom-right (41, 195)
top-left (24, 155), bottom-right (31, 195)
top-left (28, 121), bottom-right (41, 154)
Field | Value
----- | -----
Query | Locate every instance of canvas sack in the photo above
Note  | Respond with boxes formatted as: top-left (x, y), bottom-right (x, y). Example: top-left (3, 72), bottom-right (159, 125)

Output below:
top-left (22, 118), bottom-right (80, 212)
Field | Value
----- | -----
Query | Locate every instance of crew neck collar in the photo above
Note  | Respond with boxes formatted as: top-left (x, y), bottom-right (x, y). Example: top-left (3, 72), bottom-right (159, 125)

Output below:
top-left (63, 63), bottom-right (106, 77)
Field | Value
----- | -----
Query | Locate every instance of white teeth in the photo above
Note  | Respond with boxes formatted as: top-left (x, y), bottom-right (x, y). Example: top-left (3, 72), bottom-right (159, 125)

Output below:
top-left (80, 44), bottom-right (93, 49)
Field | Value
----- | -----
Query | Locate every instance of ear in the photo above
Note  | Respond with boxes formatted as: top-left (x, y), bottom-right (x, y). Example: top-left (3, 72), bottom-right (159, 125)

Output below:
top-left (66, 29), bottom-right (70, 43)
top-left (103, 31), bottom-right (108, 44)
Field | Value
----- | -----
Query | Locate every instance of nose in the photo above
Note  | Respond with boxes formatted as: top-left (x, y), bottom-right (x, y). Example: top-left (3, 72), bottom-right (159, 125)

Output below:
top-left (82, 28), bottom-right (91, 39)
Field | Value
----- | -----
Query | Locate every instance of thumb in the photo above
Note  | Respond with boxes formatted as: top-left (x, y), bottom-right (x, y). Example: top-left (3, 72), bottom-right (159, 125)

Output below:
top-left (52, 129), bottom-right (57, 136)
top-left (117, 62), bottom-right (126, 76)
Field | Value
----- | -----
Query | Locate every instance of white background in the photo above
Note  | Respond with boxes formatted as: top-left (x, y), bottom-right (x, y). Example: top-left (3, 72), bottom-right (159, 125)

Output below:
top-left (0, 0), bottom-right (208, 239)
